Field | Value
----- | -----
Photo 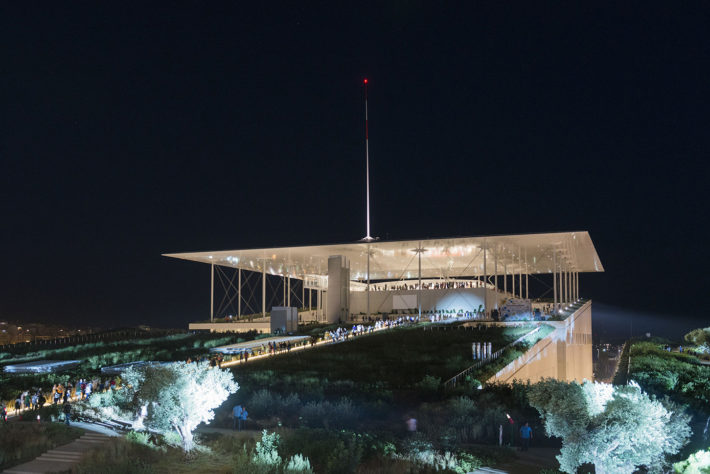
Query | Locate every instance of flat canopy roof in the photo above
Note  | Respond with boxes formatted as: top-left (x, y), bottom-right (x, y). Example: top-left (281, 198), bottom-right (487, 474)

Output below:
top-left (164, 231), bottom-right (604, 281)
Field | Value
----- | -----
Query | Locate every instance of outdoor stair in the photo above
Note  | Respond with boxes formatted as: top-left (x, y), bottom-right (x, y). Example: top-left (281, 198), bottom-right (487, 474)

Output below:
top-left (3, 431), bottom-right (112, 474)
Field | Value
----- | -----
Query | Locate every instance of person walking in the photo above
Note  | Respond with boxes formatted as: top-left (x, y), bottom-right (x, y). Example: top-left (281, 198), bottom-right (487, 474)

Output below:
top-left (63, 401), bottom-right (72, 426)
top-left (520, 422), bottom-right (532, 451)
top-left (232, 404), bottom-right (243, 431)
top-left (239, 408), bottom-right (248, 431)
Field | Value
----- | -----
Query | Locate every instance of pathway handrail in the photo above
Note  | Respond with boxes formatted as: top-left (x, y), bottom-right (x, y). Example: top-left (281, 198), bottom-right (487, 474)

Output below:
top-left (444, 326), bottom-right (542, 389)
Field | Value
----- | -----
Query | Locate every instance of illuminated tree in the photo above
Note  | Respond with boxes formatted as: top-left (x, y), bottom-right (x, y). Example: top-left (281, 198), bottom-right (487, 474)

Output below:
top-left (674, 447), bottom-right (710, 473)
top-left (98, 362), bottom-right (238, 452)
top-left (685, 327), bottom-right (710, 352)
top-left (528, 379), bottom-right (691, 474)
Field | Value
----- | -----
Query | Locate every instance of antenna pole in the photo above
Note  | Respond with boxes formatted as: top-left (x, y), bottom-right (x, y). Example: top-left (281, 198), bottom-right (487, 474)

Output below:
top-left (364, 78), bottom-right (372, 241)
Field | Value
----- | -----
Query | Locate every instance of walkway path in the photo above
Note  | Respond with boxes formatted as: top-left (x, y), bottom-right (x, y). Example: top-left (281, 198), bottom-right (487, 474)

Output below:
top-left (472, 447), bottom-right (560, 473)
top-left (2, 422), bottom-right (118, 474)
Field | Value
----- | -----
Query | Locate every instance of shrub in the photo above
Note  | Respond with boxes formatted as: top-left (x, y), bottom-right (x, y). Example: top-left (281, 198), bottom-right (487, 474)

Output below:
top-left (674, 447), bottom-right (710, 473)
top-left (415, 375), bottom-right (441, 392)
top-left (282, 429), bottom-right (367, 474)
top-left (285, 453), bottom-right (313, 473)
top-left (299, 398), bottom-right (359, 430)
top-left (253, 430), bottom-right (281, 466)
top-left (125, 430), bottom-right (152, 447)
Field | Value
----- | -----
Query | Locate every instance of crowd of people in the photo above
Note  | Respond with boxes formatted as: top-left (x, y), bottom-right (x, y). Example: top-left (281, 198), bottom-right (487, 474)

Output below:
top-left (369, 280), bottom-right (487, 291)
top-left (326, 317), bottom-right (415, 343)
top-left (4, 377), bottom-right (120, 421)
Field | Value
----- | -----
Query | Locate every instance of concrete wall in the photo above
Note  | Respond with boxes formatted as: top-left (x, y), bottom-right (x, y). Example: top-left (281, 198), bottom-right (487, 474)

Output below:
top-left (349, 287), bottom-right (500, 315)
top-left (327, 256), bottom-right (350, 323)
top-left (487, 300), bottom-right (594, 384)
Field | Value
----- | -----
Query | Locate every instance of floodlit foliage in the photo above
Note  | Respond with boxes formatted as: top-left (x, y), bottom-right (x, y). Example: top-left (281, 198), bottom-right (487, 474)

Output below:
top-left (685, 327), bottom-right (710, 353)
top-left (529, 379), bottom-right (691, 474)
top-left (252, 430), bottom-right (282, 466)
top-left (674, 447), bottom-right (710, 473)
top-left (285, 453), bottom-right (313, 473)
top-left (628, 341), bottom-right (710, 406)
top-left (95, 361), bottom-right (238, 452)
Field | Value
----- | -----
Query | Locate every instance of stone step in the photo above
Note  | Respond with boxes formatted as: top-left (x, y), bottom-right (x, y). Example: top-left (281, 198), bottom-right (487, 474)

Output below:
top-left (42, 450), bottom-right (83, 457)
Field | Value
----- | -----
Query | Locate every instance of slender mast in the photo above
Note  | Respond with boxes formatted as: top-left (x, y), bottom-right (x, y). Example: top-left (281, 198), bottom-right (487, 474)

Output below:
top-left (364, 78), bottom-right (372, 241)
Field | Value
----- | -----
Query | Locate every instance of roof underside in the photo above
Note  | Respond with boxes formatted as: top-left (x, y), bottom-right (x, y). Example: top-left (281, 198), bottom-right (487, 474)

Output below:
top-left (164, 231), bottom-right (604, 281)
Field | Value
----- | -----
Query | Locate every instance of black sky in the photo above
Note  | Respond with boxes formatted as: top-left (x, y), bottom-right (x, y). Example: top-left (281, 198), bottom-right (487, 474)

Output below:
top-left (1, 2), bottom-right (708, 335)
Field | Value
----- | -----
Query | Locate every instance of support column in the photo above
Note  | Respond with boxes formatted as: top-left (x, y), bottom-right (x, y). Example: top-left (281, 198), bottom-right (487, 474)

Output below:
top-left (287, 274), bottom-right (291, 307)
top-left (301, 278), bottom-right (304, 309)
top-left (494, 249), bottom-right (498, 309)
top-left (525, 254), bottom-right (529, 300)
top-left (417, 242), bottom-right (423, 319)
top-left (519, 250), bottom-right (523, 299)
top-left (504, 262), bottom-right (508, 296)
top-left (563, 265), bottom-right (567, 307)
top-left (512, 259), bottom-right (516, 298)
top-left (210, 262), bottom-right (214, 322)
top-left (553, 251), bottom-right (557, 313)
top-left (366, 244), bottom-right (371, 322)
top-left (561, 266), bottom-right (566, 307)
top-left (483, 243), bottom-right (487, 317)
top-left (238, 268), bottom-right (241, 317)
top-left (262, 263), bottom-right (266, 318)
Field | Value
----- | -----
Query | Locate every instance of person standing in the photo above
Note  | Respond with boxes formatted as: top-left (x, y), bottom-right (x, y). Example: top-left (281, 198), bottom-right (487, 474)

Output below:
top-left (232, 404), bottom-right (243, 431)
top-left (240, 408), bottom-right (248, 431)
top-left (520, 422), bottom-right (532, 451)
top-left (63, 401), bottom-right (72, 426)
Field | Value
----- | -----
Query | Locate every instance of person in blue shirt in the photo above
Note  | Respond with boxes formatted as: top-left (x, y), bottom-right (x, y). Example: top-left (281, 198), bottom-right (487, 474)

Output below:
top-left (232, 404), bottom-right (242, 431)
top-left (240, 408), bottom-right (248, 431)
top-left (520, 422), bottom-right (532, 451)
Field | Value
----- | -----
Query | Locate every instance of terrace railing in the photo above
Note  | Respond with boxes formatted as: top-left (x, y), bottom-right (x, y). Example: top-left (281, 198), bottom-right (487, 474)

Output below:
top-left (443, 326), bottom-right (542, 389)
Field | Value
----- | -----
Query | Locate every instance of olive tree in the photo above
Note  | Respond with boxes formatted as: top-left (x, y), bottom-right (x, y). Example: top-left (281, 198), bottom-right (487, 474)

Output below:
top-left (685, 327), bottom-right (710, 353)
top-left (528, 379), bottom-right (691, 474)
top-left (93, 361), bottom-right (238, 452)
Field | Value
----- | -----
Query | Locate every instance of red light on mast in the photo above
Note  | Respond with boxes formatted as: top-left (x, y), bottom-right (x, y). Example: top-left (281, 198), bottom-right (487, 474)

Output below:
top-left (363, 78), bottom-right (368, 84)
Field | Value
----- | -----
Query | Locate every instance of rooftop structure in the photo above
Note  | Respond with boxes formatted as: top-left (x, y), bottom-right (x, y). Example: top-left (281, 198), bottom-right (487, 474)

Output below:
top-left (165, 231), bottom-right (603, 327)
top-left (165, 231), bottom-right (603, 280)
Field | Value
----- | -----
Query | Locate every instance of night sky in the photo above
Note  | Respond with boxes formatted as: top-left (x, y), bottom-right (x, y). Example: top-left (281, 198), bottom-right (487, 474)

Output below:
top-left (1, 2), bottom-right (708, 338)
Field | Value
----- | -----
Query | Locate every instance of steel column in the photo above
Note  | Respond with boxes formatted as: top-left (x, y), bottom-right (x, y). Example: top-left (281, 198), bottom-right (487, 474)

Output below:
top-left (210, 262), bottom-right (214, 322)
top-left (483, 243), bottom-right (487, 316)
top-left (417, 242), bottom-right (422, 319)
top-left (553, 251), bottom-right (557, 312)
top-left (366, 243), bottom-right (371, 322)
top-left (262, 263), bottom-right (266, 318)
top-left (494, 249), bottom-right (498, 309)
